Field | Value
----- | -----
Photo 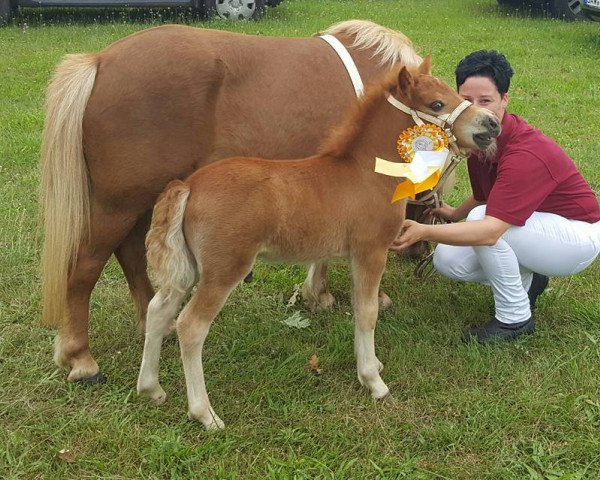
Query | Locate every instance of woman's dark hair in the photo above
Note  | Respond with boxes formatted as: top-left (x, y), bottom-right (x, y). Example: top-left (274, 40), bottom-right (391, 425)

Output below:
top-left (455, 50), bottom-right (514, 95)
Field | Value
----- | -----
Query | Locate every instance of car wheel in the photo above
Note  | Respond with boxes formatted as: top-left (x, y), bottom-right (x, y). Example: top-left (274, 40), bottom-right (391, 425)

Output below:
top-left (204, 0), bottom-right (265, 20)
top-left (547, 0), bottom-right (587, 20)
top-left (266, 0), bottom-right (282, 6)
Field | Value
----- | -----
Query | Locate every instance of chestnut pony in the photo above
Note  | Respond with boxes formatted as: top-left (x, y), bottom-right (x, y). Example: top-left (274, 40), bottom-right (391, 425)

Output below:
top-left (136, 59), bottom-right (500, 429)
top-left (41, 20), bottom-right (426, 383)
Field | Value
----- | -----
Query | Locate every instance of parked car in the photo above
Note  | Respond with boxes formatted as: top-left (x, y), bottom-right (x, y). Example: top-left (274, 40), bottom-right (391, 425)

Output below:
top-left (0, 0), bottom-right (282, 23)
top-left (497, 0), bottom-right (598, 20)
top-left (582, 0), bottom-right (600, 20)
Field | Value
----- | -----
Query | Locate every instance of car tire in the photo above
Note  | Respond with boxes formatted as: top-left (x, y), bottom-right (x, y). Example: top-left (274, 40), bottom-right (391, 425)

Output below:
top-left (546, 0), bottom-right (587, 20)
top-left (204, 0), bottom-right (266, 20)
top-left (266, 0), bottom-right (282, 6)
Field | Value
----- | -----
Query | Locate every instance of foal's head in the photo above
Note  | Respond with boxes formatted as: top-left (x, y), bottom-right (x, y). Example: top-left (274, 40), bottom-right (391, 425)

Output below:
top-left (320, 57), bottom-right (500, 161)
top-left (391, 57), bottom-right (500, 153)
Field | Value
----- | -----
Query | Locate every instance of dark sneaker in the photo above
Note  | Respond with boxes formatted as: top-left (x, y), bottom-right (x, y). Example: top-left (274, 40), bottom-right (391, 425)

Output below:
top-left (528, 273), bottom-right (549, 310)
top-left (462, 316), bottom-right (535, 343)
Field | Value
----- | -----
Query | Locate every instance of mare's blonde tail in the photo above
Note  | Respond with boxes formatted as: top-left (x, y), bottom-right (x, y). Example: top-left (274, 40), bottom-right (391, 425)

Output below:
top-left (41, 54), bottom-right (98, 327)
top-left (146, 181), bottom-right (198, 298)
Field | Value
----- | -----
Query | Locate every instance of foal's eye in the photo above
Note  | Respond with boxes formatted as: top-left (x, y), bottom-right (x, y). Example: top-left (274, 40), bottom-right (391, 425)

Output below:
top-left (430, 101), bottom-right (444, 112)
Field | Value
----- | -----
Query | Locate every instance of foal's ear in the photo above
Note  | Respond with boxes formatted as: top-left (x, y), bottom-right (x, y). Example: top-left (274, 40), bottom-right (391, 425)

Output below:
top-left (418, 55), bottom-right (432, 75)
top-left (398, 66), bottom-right (413, 94)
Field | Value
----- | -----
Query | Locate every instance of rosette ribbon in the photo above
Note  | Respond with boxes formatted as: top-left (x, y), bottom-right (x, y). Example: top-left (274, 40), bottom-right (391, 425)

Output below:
top-left (375, 149), bottom-right (450, 202)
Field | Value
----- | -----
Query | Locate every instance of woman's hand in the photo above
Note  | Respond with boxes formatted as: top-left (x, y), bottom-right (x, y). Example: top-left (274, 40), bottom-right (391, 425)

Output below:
top-left (426, 204), bottom-right (459, 222)
top-left (389, 220), bottom-right (428, 252)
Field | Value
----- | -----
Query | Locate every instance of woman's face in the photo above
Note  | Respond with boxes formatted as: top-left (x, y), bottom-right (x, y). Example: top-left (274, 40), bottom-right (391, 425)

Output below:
top-left (458, 75), bottom-right (508, 123)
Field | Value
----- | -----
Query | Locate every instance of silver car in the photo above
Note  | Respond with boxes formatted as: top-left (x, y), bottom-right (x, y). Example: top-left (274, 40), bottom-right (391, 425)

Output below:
top-left (0, 0), bottom-right (282, 23)
top-left (582, 0), bottom-right (600, 20)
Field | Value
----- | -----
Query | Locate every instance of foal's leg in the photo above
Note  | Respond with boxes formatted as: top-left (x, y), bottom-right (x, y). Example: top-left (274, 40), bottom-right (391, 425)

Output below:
top-left (351, 250), bottom-right (390, 399)
top-left (114, 212), bottom-right (155, 334)
top-left (137, 288), bottom-right (188, 405)
top-left (302, 262), bottom-right (335, 311)
top-left (178, 270), bottom-right (247, 430)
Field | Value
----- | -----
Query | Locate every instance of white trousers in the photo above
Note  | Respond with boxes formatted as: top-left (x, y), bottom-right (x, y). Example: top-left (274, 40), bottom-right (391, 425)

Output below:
top-left (433, 205), bottom-right (600, 324)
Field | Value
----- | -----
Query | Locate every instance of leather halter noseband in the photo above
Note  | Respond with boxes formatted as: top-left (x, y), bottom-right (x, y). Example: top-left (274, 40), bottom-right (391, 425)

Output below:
top-left (386, 95), bottom-right (472, 155)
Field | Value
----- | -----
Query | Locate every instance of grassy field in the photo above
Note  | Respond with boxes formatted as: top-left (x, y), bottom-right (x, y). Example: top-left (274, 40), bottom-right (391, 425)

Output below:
top-left (1, 0), bottom-right (600, 478)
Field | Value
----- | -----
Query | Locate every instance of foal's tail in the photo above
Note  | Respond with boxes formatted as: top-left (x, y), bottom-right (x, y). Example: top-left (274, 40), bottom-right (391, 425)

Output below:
top-left (40, 54), bottom-right (98, 327)
top-left (146, 181), bottom-right (198, 298)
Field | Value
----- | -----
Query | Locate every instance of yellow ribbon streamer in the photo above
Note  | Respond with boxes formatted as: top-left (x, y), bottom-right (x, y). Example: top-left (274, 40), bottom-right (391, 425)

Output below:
top-left (374, 149), bottom-right (449, 202)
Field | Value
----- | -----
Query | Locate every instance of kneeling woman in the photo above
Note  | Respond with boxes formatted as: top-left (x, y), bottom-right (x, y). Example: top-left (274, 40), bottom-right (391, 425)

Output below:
top-left (391, 50), bottom-right (600, 343)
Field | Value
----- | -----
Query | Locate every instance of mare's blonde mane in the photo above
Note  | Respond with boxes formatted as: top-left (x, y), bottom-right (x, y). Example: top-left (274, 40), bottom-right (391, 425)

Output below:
top-left (321, 20), bottom-right (422, 68)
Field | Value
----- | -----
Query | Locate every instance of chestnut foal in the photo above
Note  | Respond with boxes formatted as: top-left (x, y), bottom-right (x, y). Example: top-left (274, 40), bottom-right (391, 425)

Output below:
top-left (137, 59), bottom-right (500, 429)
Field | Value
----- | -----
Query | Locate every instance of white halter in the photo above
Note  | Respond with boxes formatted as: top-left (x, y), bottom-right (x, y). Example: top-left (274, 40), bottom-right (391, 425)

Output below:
top-left (386, 95), bottom-right (472, 154)
top-left (318, 34), bottom-right (364, 97)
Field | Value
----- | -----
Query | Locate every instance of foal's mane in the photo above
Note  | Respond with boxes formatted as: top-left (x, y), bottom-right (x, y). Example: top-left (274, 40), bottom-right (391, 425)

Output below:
top-left (320, 20), bottom-right (422, 67)
top-left (318, 70), bottom-right (400, 160)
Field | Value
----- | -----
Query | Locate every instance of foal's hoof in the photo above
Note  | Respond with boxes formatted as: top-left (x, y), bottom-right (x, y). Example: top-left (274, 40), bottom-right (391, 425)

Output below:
top-left (148, 389), bottom-right (167, 406)
top-left (188, 407), bottom-right (225, 431)
top-left (372, 386), bottom-right (391, 401)
top-left (137, 383), bottom-right (167, 406)
top-left (378, 391), bottom-right (395, 404)
top-left (75, 372), bottom-right (107, 386)
top-left (305, 292), bottom-right (336, 312)
top-left (378, 291), bottom-right (393, 311)
top-left (243, 271), bottom-right (254, 283)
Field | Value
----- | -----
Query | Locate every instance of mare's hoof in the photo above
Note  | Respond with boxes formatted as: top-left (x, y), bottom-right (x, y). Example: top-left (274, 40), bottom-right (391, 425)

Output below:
top-left (76, 372), bottom-right (107, 386)
top-left (243, 271), bottom-right (254, 283)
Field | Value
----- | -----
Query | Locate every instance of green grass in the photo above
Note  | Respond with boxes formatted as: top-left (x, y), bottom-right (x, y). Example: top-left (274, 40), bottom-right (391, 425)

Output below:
top-left (1, 1), bottom-right (599, 478)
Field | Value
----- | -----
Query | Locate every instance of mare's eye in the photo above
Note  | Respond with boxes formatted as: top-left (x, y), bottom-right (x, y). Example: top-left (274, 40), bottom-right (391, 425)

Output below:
top-left (430, 101), bottom-right (444, 112)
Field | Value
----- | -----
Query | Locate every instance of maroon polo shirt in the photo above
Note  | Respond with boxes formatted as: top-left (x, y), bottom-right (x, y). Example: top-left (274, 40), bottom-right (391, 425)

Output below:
top-left (467, 113), bottom-right (600, 226)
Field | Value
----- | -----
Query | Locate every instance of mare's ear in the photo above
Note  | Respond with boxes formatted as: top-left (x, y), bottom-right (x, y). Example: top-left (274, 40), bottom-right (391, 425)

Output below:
top-left (397, 66), bottom-right (413, 95)
top-left (418, 55), bottom-right (432, 75)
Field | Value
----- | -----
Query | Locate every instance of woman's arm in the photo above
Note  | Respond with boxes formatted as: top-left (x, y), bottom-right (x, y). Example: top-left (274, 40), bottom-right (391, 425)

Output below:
top-left (390, 215), bottom-right (511, 251)
top-left (428, 195), bottom-right (484, 222)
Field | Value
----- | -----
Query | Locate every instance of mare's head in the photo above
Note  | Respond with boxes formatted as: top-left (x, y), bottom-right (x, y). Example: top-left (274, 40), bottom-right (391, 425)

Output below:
top-left (390, 57), bottom-right (500, 153)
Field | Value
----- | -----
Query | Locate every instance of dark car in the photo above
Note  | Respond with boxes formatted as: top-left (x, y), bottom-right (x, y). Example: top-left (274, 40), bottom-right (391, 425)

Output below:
top-left (1, 0), bottom-right (282, 22)
top-left (582, 0), bottom-right (600, 20)
top-left (497, 0), bottom-right (598, 20)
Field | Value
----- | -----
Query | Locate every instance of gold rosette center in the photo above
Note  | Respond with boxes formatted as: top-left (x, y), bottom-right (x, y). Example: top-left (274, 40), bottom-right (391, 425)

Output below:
top-left (397, 124), bottom-right (449, 163)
